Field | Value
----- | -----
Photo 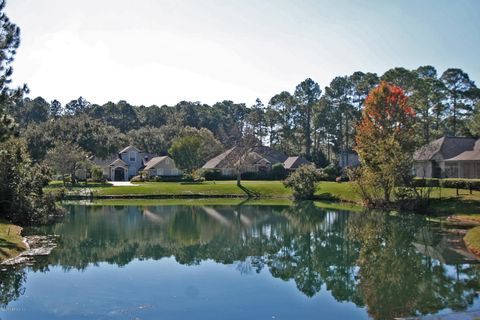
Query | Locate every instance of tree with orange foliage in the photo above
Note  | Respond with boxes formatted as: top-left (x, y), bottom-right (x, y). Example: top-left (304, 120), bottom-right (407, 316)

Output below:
top-left (353, 81), bottom-right (416, 205)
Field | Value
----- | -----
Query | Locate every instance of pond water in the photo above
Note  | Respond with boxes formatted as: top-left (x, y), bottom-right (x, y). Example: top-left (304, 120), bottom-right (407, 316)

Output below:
top-left (1, 202), bottom-right (480, 320)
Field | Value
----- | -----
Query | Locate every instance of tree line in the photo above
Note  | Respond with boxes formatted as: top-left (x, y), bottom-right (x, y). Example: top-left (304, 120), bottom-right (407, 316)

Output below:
top-left (9, 67), bottom-right (480, 168)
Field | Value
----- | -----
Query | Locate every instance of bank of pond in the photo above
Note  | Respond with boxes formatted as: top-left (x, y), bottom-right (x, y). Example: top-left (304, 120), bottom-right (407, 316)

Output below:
top-left (1, 201), bottom-right (480, 319)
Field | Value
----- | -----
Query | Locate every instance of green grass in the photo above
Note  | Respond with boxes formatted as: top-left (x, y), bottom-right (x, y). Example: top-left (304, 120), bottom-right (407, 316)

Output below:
top-left (51, 180), bottom-right (357, 200)
top-left (47, 180), bottom-right (480, 215)
top-left (0, 220), bottom-right (27, 262)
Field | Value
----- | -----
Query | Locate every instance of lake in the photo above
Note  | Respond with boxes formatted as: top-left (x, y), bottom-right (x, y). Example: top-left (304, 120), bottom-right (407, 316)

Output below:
top-left (1, 202), bottom-right (480, 319)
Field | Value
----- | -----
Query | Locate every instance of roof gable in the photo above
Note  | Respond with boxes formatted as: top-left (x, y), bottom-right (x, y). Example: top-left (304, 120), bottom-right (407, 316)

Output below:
top-left (414, 136), bottom-right (476, 161)
top-left (144, 156), bottom-right (169, 170)
top-left (119, 145), bottom-right (140, 154)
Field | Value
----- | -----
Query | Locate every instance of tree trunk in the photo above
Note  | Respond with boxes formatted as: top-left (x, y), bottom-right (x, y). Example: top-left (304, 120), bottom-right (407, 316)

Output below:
top-left (236, 170), bottom-right (241, 186)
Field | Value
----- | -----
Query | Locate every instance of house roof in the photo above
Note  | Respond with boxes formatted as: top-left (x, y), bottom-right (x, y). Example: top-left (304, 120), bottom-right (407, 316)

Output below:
top-left (202, 146), bottom-right (288, 169)
top-left (414, 136), bottom-right (477, 161)
top-left (202, 147), bottom-right (235, 169)
top-left (144, 156), bottom-right (169, 170)
top-left (109, 158), bottom-right (128, 167)
top-left (445, 150), bottom-right (480, 161)
top-left (119, 145), bottom-right (140, 154)
top-left (283, 156), bottom-right (311, 169)
top-left (90, 155), bottom-right (118, 166)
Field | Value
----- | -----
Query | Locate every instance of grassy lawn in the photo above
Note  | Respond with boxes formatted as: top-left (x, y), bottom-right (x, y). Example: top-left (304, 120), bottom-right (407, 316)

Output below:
top-left (53, 180), bottom-right (357, 200)
top-left (48, 180), bottom-right (480, 215)
top-left (0, 220), bottom-right (27, 262)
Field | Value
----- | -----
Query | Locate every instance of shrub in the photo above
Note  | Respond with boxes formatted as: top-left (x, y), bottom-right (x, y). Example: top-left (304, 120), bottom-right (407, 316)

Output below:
top-left (283, 164), bottom-right (323, 200)
top-left (182, 171), bottom-right (205, 183)
top-left (130, 175), bottom-right (144, 183)
top-left (91, 166), bottom-right (105, 182)
top-left (271, 163), bottom-right (287, 180)
top-left (198, 168), bottom-right (223, 181)
top-left (322, 164), bottom-right (339, 181)
top-left (412, 178), bottom-right (480, 190)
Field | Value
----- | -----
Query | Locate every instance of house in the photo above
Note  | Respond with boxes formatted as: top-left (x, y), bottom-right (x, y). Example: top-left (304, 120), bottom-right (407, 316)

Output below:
top-left (90, 146), bottom-right (182, 181)
top-left (202, 146), bottom-right (311, 176)
top-left (444, 139), bottom-right (480, 178)
top-left (143, 156), bottom-right (182, 178)
top-left (338, 151), bottom-right (360, 169)
top-left (413, 136), bottom-right (480, 178)
top-left (283, 156), bottom-right (312, 171)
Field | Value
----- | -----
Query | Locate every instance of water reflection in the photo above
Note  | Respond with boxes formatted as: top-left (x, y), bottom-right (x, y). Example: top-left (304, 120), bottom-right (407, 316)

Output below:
top-left (2, 203), bottom-right (480, 319)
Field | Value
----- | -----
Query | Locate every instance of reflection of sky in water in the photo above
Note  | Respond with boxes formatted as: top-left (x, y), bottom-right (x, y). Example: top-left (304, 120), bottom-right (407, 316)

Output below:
top-left (4, 258), bottom-right (366, 320)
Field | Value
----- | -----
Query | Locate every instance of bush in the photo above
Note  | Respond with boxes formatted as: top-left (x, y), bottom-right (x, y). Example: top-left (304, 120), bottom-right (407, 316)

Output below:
top-left (283, 164), bottom-right (323, 200)
top-left (91, 166), bottom-right (105, 182)
top-left (198, 168), bottom-right (223, 181)
top-left (271, 163), bottom-right (287, 180)
top-left (130, 175), bottom-right (144, 183)
top-left (182, 171), bottom-right (205, 183)
top-left (321, 164), bottom-right (339, 181)
top-left (412, 178), bottom-right (480, 190)
top-left (442, 178), bottom-right (480, 191)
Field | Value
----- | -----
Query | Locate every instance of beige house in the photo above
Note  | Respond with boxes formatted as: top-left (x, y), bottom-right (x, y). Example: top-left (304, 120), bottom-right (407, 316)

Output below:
top-left (414, 136), bottom-right (480, 179)
top-left (444, 140), bottom-right (480, 178)
top-left (91, 146), bottom-right (182, 181)
top-left (143, 156), bottom-right (182, 178)
top-left (202, 146), bottom-right (311, 176)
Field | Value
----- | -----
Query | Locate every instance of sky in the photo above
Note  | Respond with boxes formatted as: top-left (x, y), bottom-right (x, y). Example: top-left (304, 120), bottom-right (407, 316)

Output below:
top-left (5, 0), bottom-right (480, 107)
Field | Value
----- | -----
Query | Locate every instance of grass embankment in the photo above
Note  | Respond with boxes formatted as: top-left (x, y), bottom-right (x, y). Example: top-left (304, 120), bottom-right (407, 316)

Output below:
top-left (49, 180), bottom-right (361, 202)
top-left (47, 180), bottom-right (480, 215)
top-left (0, 220), bottom-right (27, 262)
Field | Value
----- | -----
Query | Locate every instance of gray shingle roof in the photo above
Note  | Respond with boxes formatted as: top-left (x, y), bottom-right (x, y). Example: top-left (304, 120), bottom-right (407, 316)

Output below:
top-left (414, 137), bottom-right (477, 161)
top-left (202, 146), bottom-right (288, 169)
top-left (283, 156), bottom-right (311, 169)
top-left (119, 145), bottom-right (140, 154)
top-left (144, 156), bottom-right (169, 170)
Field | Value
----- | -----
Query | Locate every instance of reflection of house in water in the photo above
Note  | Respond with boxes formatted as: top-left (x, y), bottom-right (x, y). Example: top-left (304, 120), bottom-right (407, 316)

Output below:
top-left (413, 227), bottom-right (480, 265)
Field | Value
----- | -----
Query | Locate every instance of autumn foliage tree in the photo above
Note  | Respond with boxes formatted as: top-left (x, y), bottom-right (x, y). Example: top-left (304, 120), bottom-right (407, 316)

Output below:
top-left (353, 81), bottom-right (416, 205)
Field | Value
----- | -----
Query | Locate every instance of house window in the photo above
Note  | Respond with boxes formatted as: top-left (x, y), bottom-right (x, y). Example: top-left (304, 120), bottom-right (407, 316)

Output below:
top-left (157, 168), bottom-right (164, 175)
top-left (129, 151), bottom-right (136, 162)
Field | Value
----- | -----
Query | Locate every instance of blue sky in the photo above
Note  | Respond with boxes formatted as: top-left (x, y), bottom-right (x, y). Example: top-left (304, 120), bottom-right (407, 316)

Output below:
top-left (6, 0), bottom-right (480, 106)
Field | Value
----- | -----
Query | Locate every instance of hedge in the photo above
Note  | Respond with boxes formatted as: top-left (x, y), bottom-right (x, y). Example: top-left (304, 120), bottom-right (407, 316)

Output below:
top-left (413, 178), bottom-right (480, 191)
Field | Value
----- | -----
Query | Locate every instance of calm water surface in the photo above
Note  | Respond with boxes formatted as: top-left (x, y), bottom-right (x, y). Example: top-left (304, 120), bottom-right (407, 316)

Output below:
top-left (1, 202), bottom-right (480, 319)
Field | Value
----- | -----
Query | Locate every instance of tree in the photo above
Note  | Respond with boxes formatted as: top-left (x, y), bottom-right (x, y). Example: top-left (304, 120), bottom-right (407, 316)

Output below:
top-left (468, 102), bottom-right (480, 136)
top-left (354, 81), bottom-right (416, 205)
top-left (246, 98), bottom-right (267, 143)
top-left (49, 99), bottom-right (62, 118)
top-left (44, 142), bottom-right (88, 185)
top-left (64, 96), bottom-right (91, 116)
top-left (441, 68), bottom-right (478, 136)
top-left (0, 0), bottom-right (23, 142)
top-left (268, 91), bottom-right (297, 154)
top-left (283, 164), bottom-right (322, 200)
top-left (169, 127), bottom-right (223, 173)
top-left (126, 126), bottom-right (171, 155)
top-left (0, 0), bottom-right (64, 225)
top-left (0, 139), bottom-right (63, 224)
top-left (294, 78), bottom-right (322, 159)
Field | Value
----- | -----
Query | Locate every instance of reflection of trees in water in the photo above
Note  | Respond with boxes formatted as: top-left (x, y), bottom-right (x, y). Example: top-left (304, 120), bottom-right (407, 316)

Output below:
top-left (348, 211), bottom-right (480, 319)
top-left (0, 266), bottom-right (26, 308)
top-left (5, 204), bottom-right (480, 318)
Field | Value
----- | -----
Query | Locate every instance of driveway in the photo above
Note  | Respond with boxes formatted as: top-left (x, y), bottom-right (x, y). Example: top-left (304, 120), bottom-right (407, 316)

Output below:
top-left (109, 181), bottom-right (139, 187)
